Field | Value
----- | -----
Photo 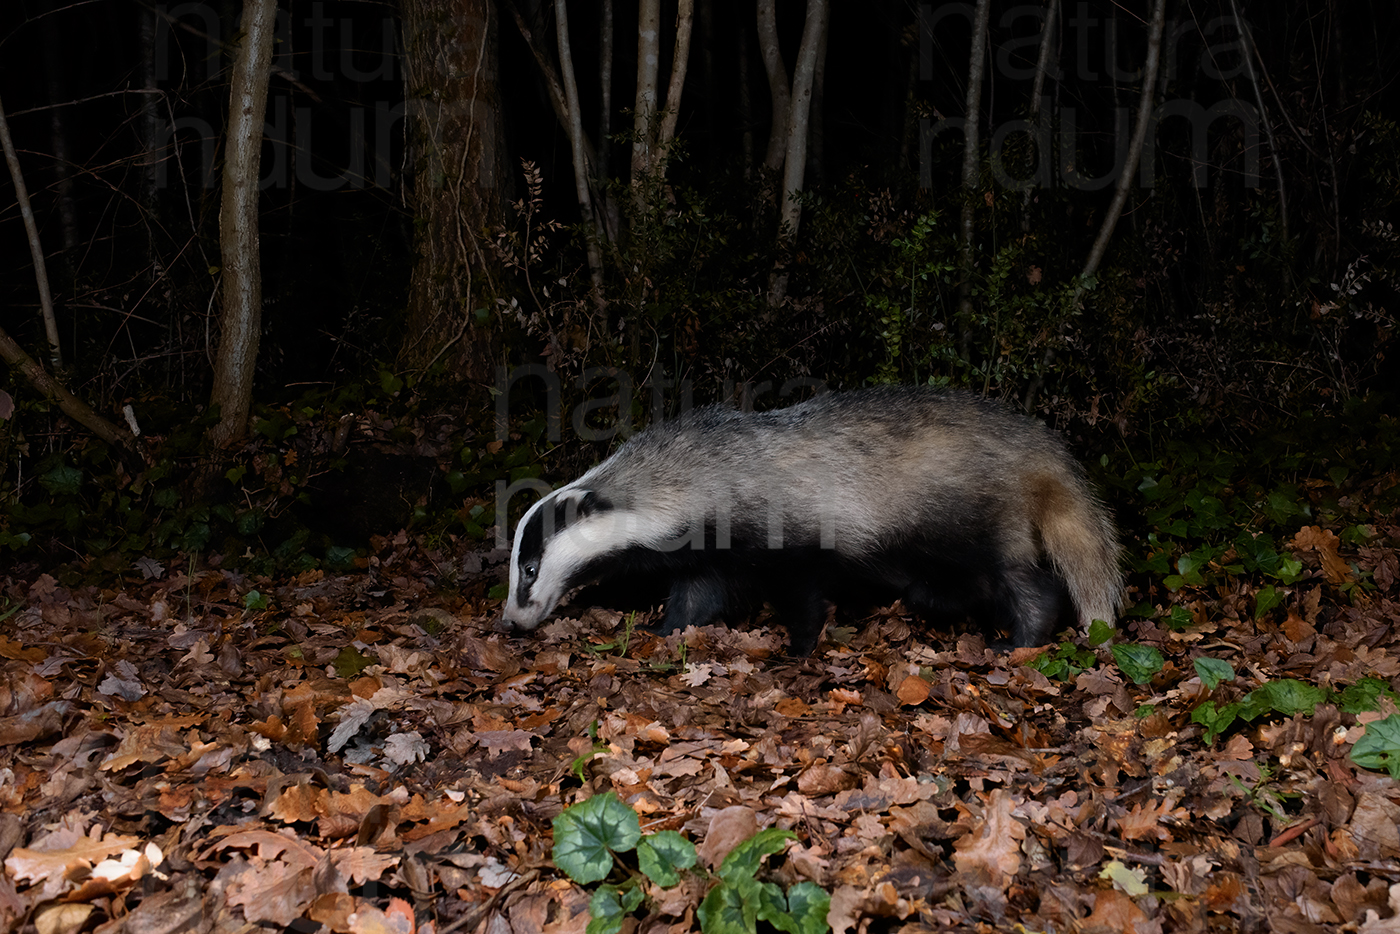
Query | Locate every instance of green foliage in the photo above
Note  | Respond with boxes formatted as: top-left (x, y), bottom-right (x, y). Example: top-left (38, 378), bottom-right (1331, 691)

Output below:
top-left (1352, 715), bottom-right (1400, 779)
top-left (1337, 678), bottom-right (1400, 715)
top-left (1193, 658), bottom-right (1236, 690)
top-left (1192, 678), bottom-right (1332, 745)
top-left (1028, 640), bottom-right (1097, 681)
top-left (568, 722), bottom-right (609, 782)
top-left (551, 793), bottom-right (828, 934)
top-left (0, 369), bottom-right (541, 578)
top-left (1116, 412), bottom-right (1396, 613)
top-left (551, 793), bottom-right (642, 885)
top-left (1111, 644), bottom-right (1165, 685)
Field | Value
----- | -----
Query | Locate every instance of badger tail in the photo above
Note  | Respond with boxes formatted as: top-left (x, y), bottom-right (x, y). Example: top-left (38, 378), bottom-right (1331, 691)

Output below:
top-left (1031, 473), bottom-right (1125, 629)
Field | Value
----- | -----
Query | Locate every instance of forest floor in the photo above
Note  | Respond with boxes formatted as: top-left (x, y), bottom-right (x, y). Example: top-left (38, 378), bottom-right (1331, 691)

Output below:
top-left (1, 512), bottom-right (1399, 934)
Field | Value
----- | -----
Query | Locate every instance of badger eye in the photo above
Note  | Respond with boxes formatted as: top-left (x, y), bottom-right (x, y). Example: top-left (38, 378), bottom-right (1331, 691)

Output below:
top-left (522, 562), bottom-right (539, 583)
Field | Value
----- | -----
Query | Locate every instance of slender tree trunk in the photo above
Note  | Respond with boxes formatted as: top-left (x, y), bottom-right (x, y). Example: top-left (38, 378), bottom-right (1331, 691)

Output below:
top-left (209, 0), bottom-right (276, 448)
top-left (1023, 0), bottom-right (1165, 415)
top-left (138, 4), bottom-right (164, 263)
top-left (631, 0), bottom-right (661, 185)
top-left (1028, 0), bottom-right (1058, 120)
top-left (698, 0), bottom-right (714, 155)
top-left (399, 0), bottom-right (505, 380)
top-left (657, 0), bottom-right (694, 153)
top-left (0, 93), bottom-right (62, 369)
top-left (808, 7), bottom-right (828, 186)
top-left (556, 0), bottom-right (605, 306)
top-left (756, 0), bottom-right (789, 174)
top-left (955, 0), bottom-right (992, 341)
top-left (778, 0), bottom-right (828, 241)
top-left (1229, 0), bottom-right (1287, 241)
top-left (1080, 0), bottom-right (1166, 282)
top-left (737, 23), bottom-right (754, 169)
top-left (768, 0), bottom-right (828, 307)
top-left (41, 11), bottom-right (78, 254)
top-left (598, 0), bottom-right (614, 181)
top-left (509, 3), bottom-right (571, 131)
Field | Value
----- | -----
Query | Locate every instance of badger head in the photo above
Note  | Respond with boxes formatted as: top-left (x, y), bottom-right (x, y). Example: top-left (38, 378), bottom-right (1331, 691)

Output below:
top-left (504, 486), bottom-right (617, 630)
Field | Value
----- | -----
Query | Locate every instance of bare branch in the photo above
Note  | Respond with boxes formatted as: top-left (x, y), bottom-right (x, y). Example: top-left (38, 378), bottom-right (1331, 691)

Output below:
top-left (0, 322), bottom-right (142, 471)
top-left (0, 92), bottom-right (62, 368)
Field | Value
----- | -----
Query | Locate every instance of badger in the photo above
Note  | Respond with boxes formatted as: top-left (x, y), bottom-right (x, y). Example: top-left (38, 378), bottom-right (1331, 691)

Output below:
top-left (504, 387), bottom-right (1123, 655)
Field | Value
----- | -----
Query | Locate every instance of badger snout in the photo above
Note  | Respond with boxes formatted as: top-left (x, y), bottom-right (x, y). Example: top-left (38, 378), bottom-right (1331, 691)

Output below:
top-left (501, 596), bottom-right (548, 631)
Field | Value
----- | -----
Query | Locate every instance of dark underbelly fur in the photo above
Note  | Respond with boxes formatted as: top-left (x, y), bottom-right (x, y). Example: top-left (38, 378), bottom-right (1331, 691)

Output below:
top-left (575, 543), bottom-right (1074, 655)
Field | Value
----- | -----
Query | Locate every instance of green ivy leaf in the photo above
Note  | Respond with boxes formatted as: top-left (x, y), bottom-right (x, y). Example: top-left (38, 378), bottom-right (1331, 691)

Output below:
top-left (637, 830), bottom-right (696, 888)
top-left (551, 793), bottom-right (641, 885)
top-left (1191, 700), bottom-right (1239, 744)
top-left (40, 464), bottom-right (83, 496)
top-left (1254, 585), bottom-right (1283, 619)
top-left (781, 881), bottom-right (833, 934)
top-left (1248, 679), bottom-right (1326, 718)
top-left (585, 884), bottom-right (643, 934)
top-left (717, 827), bottom-right (797, 886)
top-left (1352, 715), bottom-right (1400, 779)
top-left (1338, 678), bottom-right (1399, 715)
top-left (1194, 657), bottom-right (1236, 690)
top-left (1111, 644), bottom-right (1164, 685)
top-left (753, 879), bottom-right (795, 933)
top-left (698, 880), bottom-right (752, 934)
top-left (1087, 618), bottom-right (1114, 646)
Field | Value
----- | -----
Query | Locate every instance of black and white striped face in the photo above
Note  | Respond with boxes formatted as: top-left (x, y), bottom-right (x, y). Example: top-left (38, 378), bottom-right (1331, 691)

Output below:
top-left (506, 486), bottom-right (659, 630)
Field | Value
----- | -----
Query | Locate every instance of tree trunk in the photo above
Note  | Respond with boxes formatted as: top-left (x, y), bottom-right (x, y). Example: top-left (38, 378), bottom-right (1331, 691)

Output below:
top-left (598, 0), bottom-right (614, 181)
top-left (556, 0), bottom-right (606, 306)
top-left (631, 0), bottom-right (661, 184)
top-left (955, 0), bottom-right (992, 342)
top-left (778, 0), bottom-right (828, 241)
top-left (1080, 0), bottom-right (1166, 282)
top-left (1028, 0), bottom-right (1058, 121)
top-left (41, 11), bottom-right (78, 255)
top-left (808, 10), bottom-right (828, 186)
top-left (399, 0), bottom-right (505, 380)
top-left (657, 0), bottom-right (694, 153)
top-left (1228, 0), bottom-right (1287, 241)
top-left (737, 22), bottom-right (753, 169)
top-left (768, 0), bottom-right (828, 307)
top-left (756, 0), bottom-right (789, 174)
top-left (1024, 0), bottom-right (1165, 414)
top-left (209, 0), bottom-right (276, 448)
top-left (138, 4), bottom-right (164, 268)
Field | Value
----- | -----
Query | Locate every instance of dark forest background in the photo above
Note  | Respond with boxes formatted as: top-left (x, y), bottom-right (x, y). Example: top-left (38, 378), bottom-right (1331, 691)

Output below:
top-left (0, 0), bottom-right (1397, 568)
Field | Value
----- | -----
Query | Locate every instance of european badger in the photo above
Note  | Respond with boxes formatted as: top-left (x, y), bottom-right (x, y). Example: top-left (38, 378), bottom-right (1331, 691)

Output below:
top-left (504, 387), bottom-right (1122, 654)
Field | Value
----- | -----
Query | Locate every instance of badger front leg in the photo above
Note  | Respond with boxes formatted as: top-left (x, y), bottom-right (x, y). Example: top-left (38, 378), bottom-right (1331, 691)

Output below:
top-left (773, 574), bottom-right (829, 656)
top-left (654, 574), bottom-right (730, 635)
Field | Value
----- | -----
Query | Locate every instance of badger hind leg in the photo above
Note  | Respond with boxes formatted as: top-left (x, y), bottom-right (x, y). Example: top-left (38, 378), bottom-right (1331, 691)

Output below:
top-left (999, 563), bottom-right (1073, 647)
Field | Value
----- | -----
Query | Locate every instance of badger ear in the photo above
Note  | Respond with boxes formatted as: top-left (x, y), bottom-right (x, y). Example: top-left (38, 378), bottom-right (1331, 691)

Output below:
top-left (577, 491), bottom-right (611, 517)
